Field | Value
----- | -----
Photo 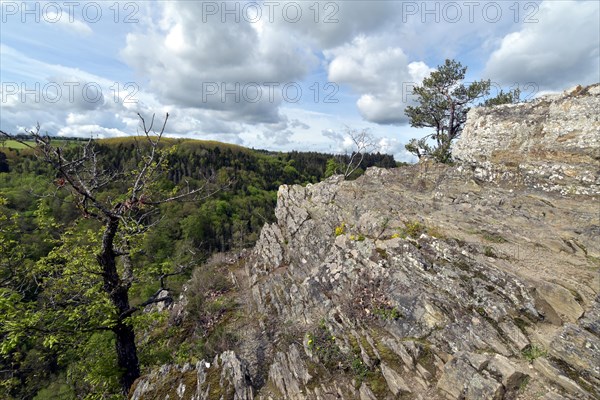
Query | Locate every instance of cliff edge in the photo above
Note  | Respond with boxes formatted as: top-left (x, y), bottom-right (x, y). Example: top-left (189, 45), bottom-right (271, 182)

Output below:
top-left (453, 83), bottom-right (599, 195)
top-left (131, 84), bottom-right (600, 400)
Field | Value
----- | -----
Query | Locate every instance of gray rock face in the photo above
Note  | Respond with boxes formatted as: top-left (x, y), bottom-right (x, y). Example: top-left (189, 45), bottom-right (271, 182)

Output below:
top-left (548, 324), bottom-right (600, 393)
top-left (130, 351), bottom-right (254, 400)
top-left (244, 164), bottom-right (596, 399)
top-left (131, 85), bottom-right (600, 399)
top-left (453, 83), bottom-right (600, 195)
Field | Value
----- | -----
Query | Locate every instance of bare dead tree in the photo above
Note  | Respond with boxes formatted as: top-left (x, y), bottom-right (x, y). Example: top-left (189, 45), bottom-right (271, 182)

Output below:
top-left (0, 113), bottom-right (224, 394)
top-left (342, 127), bottom-right (378, 178)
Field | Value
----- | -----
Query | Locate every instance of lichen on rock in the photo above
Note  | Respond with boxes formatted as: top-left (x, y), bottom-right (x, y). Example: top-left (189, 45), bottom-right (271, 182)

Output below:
top-left (453, 83), bottom-right (600, 195)
top-left (131, 84), bottom-right (600, 400)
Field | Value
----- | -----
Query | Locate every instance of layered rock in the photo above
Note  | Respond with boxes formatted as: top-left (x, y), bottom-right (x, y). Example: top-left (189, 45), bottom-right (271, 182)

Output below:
top-left (131, 86), bottom-right (600, 400)
top-left (453, 83), bottom-right (600, 195)
top-left (130, 351), bottom-right (254, 400)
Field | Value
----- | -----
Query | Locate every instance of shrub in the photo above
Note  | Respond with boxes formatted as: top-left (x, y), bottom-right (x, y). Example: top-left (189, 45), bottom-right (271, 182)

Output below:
top-left (522, 344), bottom-right (546, 361)
top-left (484, 246), bottom-right (497, 258)
top-left (350, 356), bottom-right (369, 384)
top-left (395, 220), bottom-right (428, 239)
top-left (482, 232), bottom-right (507, 243)
top-left (335, 223), bottom-right (346, 237)
top-left (372, 306), bottom-right (402, 321)
top-left (349, 234), bottom-right (366, 241)
top-left (404, 221), bottom-right (425, 238)
top-left (306, 321), bottom-right (345, 370)
top-left (175, 258), bottom-right (239, 363)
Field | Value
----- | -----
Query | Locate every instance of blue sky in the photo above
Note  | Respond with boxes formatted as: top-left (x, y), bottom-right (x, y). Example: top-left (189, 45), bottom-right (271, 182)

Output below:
top-left (1, 0), bottom-right (599, 161)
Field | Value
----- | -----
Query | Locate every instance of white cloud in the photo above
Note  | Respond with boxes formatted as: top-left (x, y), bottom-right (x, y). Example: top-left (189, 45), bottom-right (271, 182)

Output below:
top-left (3, 0), bottom-right (598, 161)
top-left (120, 1), bottom-right (319, 124)
top-left (322, 128), bottom-right (344, 143)
top-left (269, 1), bottom-right (400, 49)
top-left (261, 129), bottom-right (294, 147)
top-left (484, 1), bottom-right (600, 90)
top-left (0, 45), bottom-right (148, 137)
top-left (325, 36), bottom-right (433, 125)
top-left (321, 127), bottom-right (362, 154)
top-left (44, 12), bottom-right (93, 36)
top-left (377, 137), bottom-right (410, 160)
top-left (290, 119), bottom-right (310, 130)
top-left (56, 125), bottom-right (127, 138)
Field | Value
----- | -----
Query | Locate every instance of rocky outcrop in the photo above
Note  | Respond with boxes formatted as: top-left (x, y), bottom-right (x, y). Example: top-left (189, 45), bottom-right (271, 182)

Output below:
top-left (130, 351), bottom-right (254, 400)
top-left (453, 83), bottom-right (600, 195)
top-left (131, 86), bottom-right (600, 400)
top-left (437, 353), bottom-right (528, 400)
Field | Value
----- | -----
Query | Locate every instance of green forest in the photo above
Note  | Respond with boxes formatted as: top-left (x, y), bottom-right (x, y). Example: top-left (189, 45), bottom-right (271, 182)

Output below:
top-left (0, 134), bottom-right (397, 399)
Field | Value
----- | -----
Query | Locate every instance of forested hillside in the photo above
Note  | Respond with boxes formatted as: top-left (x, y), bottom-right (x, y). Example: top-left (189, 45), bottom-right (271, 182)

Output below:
top-left (0, 137), bottom-right (396, 399)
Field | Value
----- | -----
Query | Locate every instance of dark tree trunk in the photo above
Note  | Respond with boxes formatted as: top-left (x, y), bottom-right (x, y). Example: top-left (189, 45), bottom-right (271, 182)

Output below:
top-left (97, 217), bottom-right (140, 394)
top-left (113, 320), bottom-right (140, 394)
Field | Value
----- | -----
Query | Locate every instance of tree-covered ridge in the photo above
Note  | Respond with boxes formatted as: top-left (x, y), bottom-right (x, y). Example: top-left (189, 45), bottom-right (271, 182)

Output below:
top-left (3, 137), bottom-right (396, 250)
top-left (0, 136), bottom-right (396, 399)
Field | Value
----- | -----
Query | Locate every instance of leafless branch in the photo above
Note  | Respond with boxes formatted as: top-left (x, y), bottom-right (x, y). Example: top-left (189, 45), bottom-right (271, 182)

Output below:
top-left (342, 127), bottom-right (378, 178)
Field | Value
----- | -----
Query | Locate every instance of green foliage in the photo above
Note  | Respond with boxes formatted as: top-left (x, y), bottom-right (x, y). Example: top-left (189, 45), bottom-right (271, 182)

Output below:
top-left (521, 344), bottom-right (547, 362)
top-left (0, 197), bottom-right (26, 290)
top-left (65, 333), bottom-right (122, 398)
top-left (0, 198), bottom-right (62, 399)
top-left (517, 376), bottom-right (530, 393)
top-left (324, 158), bottom-right (341, 178)
top-left (1, 213), bottom-right (127, 396)
top-left (483, 246), bottom-right (497, 258)
top-left (404, 59), bottom-right (491, 163)
top-left (350, 356), bottom-right (369, 385)
top-left (484, 88), bottom-right (521, 107)
top-left (375, 248), bottom-right (388, 259)
top-left (0, 152), bottom-right (9, 173)
top-left (2, 140), bottom-right (30, 150)
top-left (305, 325), bottom-right (391, 394)
top-left (166, 257), bottom-right (239, 365)
top-left (482, 232), bottom-right (508, 243)
top-left (283, 164), bottom-right (299, 181)
top-left (306, 321), bottom-right (345, 370)
top-left (372, 306), bottom-right (402, 321)
top-left (426, 225), bottom-right (446, 239)
top-left (33, 378), bottom-right (75, 400)
top-left (335, 223), bottom-right (346, 237)
top-left (389, 220), bottom-right (445, 240)
top-left (0, 137), bottom-right (398, 397)
top-left (398, 220), bottom-right (425, 239)
top-left (348, 233), bottom-right (366, 241)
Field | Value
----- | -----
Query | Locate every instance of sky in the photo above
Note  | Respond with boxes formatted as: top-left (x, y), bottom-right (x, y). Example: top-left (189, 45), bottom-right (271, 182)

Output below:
top-left (0, 0), bottom-right (598, 162)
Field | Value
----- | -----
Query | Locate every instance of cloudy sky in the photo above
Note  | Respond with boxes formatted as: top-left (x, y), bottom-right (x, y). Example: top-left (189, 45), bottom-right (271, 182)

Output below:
top-left (1, 0), bottom-right (598, 161)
